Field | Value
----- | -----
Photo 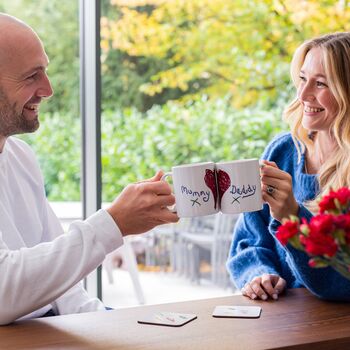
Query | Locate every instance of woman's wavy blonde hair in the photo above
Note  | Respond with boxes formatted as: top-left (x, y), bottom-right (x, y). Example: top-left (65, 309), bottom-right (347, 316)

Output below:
top-left (283, 32), bottom-right (350, 212)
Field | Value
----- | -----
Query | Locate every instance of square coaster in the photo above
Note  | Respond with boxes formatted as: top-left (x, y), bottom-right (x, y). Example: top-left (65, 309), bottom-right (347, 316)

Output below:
top-left (212, 305), bottom-right (261, 318)
top-left (138, 312), bottom-right (197, 327)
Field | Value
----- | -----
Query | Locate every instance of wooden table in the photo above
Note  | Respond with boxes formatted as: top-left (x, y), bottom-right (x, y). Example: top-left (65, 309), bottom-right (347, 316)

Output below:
top-left (1, 288), bottom-right (350, 350)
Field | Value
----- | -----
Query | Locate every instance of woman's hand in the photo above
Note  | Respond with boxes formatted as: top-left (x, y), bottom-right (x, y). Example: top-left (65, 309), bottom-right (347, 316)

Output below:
top-left (260, 160), bottom-right (299, 222)
top-left (241, 274), bottom-right (286, 300)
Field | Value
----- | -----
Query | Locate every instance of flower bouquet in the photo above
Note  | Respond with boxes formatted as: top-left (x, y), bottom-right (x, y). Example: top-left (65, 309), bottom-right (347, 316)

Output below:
top-left (276, 187), bottom-right (350, 280)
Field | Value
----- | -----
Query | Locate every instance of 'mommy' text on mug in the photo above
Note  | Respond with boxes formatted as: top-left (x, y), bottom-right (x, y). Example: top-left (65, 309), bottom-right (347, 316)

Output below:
top-left (162, 159), bottom-right (263, 217)
top-left (162, 162), bottom-right (217, 217)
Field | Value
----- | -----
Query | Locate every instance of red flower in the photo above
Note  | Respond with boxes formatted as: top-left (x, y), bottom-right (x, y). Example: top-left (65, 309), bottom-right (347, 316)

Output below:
top-left (277, 187), bottom-right (350, 279)
top-left (335, 187), bottom-right (350, 205)
top-left (299, 214), bottom-right (338, 257)
top-left (319, 187), bottom-right (350, 213)
top-left (276, 221), bottom-right (299, 245)
top-left (319, 193), bottom-right (337, 213)
top-left (300, 230), bottom-right (338, 257)
top-left (308, 214), bottom-right (335, 235)
top-left (334, 214), bottom-right (350, 230)
top-left (308, 259), bottom-right (317, 268)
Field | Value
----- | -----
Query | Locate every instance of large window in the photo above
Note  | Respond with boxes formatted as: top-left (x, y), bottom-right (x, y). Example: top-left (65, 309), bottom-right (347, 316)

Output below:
top-left (4, 0), bottom-right (350, 307)
top-left (98, 0), bottom-right (287, 307)
top-left (98, 0), bottom-right (350, 307)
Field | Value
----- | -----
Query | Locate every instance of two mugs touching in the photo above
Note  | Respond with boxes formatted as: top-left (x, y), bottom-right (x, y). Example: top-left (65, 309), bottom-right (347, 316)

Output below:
top-left (162, 159), bottom-right (264, 217)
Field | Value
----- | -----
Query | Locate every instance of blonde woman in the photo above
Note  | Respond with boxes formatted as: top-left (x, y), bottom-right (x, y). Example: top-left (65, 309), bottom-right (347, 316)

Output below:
top-left (227, 32), bottom-right (350, 301)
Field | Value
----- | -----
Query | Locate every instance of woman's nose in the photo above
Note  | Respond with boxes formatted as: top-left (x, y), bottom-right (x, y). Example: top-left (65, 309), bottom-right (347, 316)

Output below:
top-left (298, 82), bottom-right (315, 102)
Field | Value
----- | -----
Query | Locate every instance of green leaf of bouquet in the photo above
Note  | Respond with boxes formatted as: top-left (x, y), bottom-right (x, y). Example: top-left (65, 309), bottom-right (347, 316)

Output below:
top-left (334, 198), bottom-right (342, 211)
top-left (311, 257), bottom-right (330, 268)
top-left (329, 260), bottom-right (350, 280)
top-left (289, 215), bottom-right (300, 223)
top-left (334, 229), bottom-right (346, 245)
top-left (290, 237), bottom-right (304, 251)
top-left (300, 225), bottom-right (309, 235)
top-left (342, 245), bottom-right (350, 256)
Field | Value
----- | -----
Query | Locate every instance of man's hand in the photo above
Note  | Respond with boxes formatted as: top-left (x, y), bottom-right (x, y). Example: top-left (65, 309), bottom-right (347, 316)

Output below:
top-left (107, 171), bottom-right (179, 236)
top-left (241, 274), bottom-right (286, 301)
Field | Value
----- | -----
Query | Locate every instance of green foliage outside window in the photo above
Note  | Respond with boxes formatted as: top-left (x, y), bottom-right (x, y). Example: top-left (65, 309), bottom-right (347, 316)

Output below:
top-left (2, 0), bottom-right (350, 201)
top-left (101, 97), bottom-right (287, 201)
top-left (101, 0), bottom-right (350, 110)
top-left (21, 98), bottom-right (286, 201)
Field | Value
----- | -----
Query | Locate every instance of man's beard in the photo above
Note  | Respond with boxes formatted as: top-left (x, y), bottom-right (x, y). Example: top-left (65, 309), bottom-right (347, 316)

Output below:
top-left (0, 88), bottom-right (39, 137)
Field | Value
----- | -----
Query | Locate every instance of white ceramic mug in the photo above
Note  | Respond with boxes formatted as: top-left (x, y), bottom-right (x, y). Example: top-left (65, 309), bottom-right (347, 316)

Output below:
top-left (216, 159), bottom-right (263, 214)
top-left (162, 162), bottom-right (219, 217)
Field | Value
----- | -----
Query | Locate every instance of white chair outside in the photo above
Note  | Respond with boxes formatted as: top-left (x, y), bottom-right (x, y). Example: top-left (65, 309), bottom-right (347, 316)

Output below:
top-left (103, 237), bottom-right (145, 304)
top-left (179, 213), bottom-right (239, 287)
top-left (211, 213), bottom-right (239, 287)
top-left (142, 213), bottom-right (239, 289)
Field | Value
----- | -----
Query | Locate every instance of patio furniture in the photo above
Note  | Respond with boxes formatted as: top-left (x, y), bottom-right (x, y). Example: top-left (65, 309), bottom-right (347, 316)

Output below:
top-left (103, 237), bottom-right (146, 304)
top-left (179, 213), bottom-right (239, 287)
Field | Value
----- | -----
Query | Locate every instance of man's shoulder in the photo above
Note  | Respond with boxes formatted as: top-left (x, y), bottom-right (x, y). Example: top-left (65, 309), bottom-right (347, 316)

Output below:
top-left (7, 137), bottom-right (39, 169)
top-left (7, 137), bottom-right (35, 156)
top-left (8, 136), bottom-right (31, 147)
top-left (6, 137), bottom-right (44, 185)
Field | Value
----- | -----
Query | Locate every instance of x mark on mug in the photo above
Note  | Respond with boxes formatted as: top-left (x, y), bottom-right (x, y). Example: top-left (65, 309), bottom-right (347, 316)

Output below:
top-left (231, 196), bottom-right (241, 204)
top-left (191, 198), bottom-right (201, 207)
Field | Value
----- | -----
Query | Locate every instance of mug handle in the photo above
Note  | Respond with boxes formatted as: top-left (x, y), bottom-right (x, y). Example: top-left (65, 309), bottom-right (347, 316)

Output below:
top-left (161, 172), bottom-right (177, 213)
top-left (161, 172), bottom-right (172, 182)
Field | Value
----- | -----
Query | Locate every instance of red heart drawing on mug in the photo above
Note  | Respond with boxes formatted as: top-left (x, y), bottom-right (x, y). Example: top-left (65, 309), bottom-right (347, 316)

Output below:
top-left (204, 169), bottom-right (218, 209)
top-left (204, 169), bottom-right (231, 209)
top-left (217, 170), bottom-right (231, 204)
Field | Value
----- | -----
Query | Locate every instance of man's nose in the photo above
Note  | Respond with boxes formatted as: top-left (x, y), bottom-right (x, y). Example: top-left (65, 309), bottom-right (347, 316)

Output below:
top-left (37, 72), bottom-right (54, 98)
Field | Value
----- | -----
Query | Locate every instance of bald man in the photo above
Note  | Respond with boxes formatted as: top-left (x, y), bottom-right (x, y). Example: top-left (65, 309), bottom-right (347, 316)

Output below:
top-left (0, 13), bottom-right (178, 325)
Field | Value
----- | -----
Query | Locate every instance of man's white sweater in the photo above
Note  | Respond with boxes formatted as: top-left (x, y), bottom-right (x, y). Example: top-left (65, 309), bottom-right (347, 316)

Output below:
top-left (0, 137), bottom-right (123, 325)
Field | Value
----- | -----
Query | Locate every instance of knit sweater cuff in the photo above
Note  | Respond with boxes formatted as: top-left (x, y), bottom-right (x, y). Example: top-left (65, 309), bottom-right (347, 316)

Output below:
top-left (268, 203), bottom-right (314, 236)
top-left (297, 204), bottom-right (314, 222)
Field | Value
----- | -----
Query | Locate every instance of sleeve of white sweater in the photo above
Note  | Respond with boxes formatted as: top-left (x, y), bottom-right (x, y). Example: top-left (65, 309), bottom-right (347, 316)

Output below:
top-left (42, 200), bottom-right (107, 316)
top-left (51, 281), bottom-right (105, 315)
top-left (0, 209), bottom-right (123, 325)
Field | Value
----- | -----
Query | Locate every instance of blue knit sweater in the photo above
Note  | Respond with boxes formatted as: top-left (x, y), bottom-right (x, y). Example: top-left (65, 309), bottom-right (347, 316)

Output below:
top-left (227, 132), bottom-right (350, 301)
